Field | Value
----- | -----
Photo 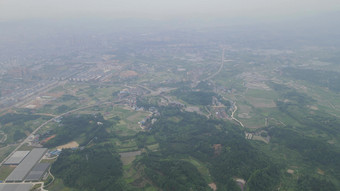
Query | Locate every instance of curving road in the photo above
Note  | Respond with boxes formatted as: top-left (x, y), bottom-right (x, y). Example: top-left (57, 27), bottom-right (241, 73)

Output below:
top-left (0, 101), bottom-right (115, 166)
top-left (231, 102), bottom-right (244, 127)
top-left (203, 48), bottom-right (225, 81)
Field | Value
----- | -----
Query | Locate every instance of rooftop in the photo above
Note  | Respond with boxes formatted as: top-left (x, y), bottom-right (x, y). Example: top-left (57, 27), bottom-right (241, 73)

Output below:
top-left (3, 151), bottom-right (30, 165)
top-left (6, 148), bottom-right (47, 182)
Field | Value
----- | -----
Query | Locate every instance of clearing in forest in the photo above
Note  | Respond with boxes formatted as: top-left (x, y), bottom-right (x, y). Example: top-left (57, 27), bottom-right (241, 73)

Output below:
top-left (56, 141), bottom-right (79, 150)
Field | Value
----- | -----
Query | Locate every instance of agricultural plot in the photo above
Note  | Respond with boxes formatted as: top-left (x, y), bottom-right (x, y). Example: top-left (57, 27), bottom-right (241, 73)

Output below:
top-left (0, 166), bottom-right (15, 181)
top-left (108, 105), bottom-right (150, 136)
top-left (120, 151), bottom-right (141, 165)
top-left (1, 25), bottom-right (340, 191)
top-left (246, 97), bottom-right (276, 108)
top-left (181, 157), bottom-right (213, 183)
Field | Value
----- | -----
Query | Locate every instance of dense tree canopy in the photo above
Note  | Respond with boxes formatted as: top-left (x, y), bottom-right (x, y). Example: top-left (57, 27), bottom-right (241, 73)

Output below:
top-left (44, 114), bottom-right (113, 148)
top-left (137, 108), bottom-right (281, 191)
top-left (51, 144), bottom-right (124, 191)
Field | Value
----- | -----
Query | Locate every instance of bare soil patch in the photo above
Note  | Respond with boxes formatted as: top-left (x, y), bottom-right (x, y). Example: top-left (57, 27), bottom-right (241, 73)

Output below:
top-left (252, 135), bottom-right (269, 144)
top-left (317, 168), bottom-right (325, 175)
top-left (246, 82), bottom-right (271, 90)
top-left (41, 134), bottom-right (56, 144)
top-left (46, 91), bottom-right (64, 97)
top-left (57, 141), bottom-right (79, 150)
top-left (120, 70), bottom-right (138, 78)
top-left (185, 106), bottom-right (200, 113)
top-left (235, 178), bottom-right (246, 191)
top-left (213, 144), bottom-right (222, 156)
top-left (287, 169), bottom-right (294, 174)
top-left (308, 105), bottom-right (319, 110)
top-left (208, 183), bottom-right (217, 191)
top-left (25, 104), bottom-right (37, 109)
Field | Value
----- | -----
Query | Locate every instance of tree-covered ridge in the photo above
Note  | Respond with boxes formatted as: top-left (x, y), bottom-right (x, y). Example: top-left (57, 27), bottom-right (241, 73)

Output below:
top-left (269, 127), bottom-right (340, 180)
top-left (137, 107), bottom-right (281, 191)
top-left (45, 103), bottom-right (340, 190)
top-left (297, 175), bottom-right (337, 191)
top-left (51, 144), bottom-right (124, 191)
top-left (0, 113), bottom-right (50, 143)
top-left (171, 87), bottom-right (216, 106)
top-left (0, 113), bottom-right (40, 125)
top-left (141, 153), bottom-right (210, 191)
top-left (44, 114), bottom-right (114, 148)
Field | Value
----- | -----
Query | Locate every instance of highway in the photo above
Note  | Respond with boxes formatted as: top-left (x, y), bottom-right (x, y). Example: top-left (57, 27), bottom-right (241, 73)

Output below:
top-left (203, 48), bottom-right (225, 81)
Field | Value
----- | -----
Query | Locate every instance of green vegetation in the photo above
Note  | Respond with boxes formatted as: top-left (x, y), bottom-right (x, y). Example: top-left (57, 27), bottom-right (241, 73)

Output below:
top-left (141, 153), bottom-right (210, 191)
top-left (2, 25), bottom-right (340, 191)
top-left (136, 108), bottom-right (281, 191)
top-left (136, 97), bottom-right (156, 109)
top-left (282, 67), bottom-right (340, 92)
top-left (269, 127), bottom-right (340, 178)
top-left (195, 81), bottom-right (214, 91)
top-left (296, 175), bottom-right (336, 191)
top-left (45, 99), bottom-right (340, 190)
top-left (273, 84), bottom-right (340, 138)
top-left (58, 94), bottom-right (79, 102)
top-left (247, 165), bottom-right (281, 191)
top-left (0, 113), bottom-right (40, 125)
top-left (45, 178), bottom-right (75, 191)
top-left (0, 145), bottom-right (16, 162)
top-left (44, 114), bottom-right (114, 148)
top-left (0, 166), bottom-right (15, 180)
top-left (51, 144), bottom-right (124, 191)
top-left (0, 113), bottom-right (50, 143)
top-left (57, 105), bottom-right (71, 113)
top-left (172, 88), bottom-right (216, 106)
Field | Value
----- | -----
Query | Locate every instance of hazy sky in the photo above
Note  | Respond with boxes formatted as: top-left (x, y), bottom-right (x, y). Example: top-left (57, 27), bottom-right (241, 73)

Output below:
top-left (1, 0), bottom-right (340, 21)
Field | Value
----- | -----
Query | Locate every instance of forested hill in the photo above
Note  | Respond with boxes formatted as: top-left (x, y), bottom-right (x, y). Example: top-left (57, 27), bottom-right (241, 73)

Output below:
top-left (136, 107), bottom-right (281, 191)
top-left (49, 107), bottom-right (339, 190)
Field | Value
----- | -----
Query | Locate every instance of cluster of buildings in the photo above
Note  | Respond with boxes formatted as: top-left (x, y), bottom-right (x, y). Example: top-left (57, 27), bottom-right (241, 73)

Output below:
top-left (211, 97), bottom-right (232, 119)
top-left (117, 87), bottom-right (148, 110)
top-left (138, 107), bottom-right (160, 130)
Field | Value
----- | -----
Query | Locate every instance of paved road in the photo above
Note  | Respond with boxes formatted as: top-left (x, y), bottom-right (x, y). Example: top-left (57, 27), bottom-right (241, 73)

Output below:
top-left (231, 102), bottom-right (244, 127)
top-left (203, 48), bottom-right (225, 81)
top-left (0, 81), bottom-right (65, 114)
top-left (0, 101), bottom-right (114, 166)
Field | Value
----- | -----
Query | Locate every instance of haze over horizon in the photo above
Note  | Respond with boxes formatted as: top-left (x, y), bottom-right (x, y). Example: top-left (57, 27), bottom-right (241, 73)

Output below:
top-left (1, 0), bottom-right (340, 23)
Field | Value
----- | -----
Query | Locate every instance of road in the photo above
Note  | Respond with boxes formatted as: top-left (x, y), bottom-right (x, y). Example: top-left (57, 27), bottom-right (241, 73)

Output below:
top-left (0, 131), bottom-right (7, 143)
top-left (0, 101), bottom-right (119, 189)
top-left (231, 102), bottom-right (244, 127)
top-left (0, 101), bottom-right (114, 166)
top-left (203, 48), bottom-right (225, 81)
top-left (43, 167), bottom-right (55, 189)
top-left (62, 82), bottom-right (77, 96)
top-left (0, 80), bottom-right (65, 113)
top-left (137, 85), bottom-right (155, 94)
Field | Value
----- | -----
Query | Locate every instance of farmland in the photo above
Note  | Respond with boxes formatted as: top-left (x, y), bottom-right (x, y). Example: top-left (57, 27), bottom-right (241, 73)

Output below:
top-left (0, 21), bottom-right (339, 190)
